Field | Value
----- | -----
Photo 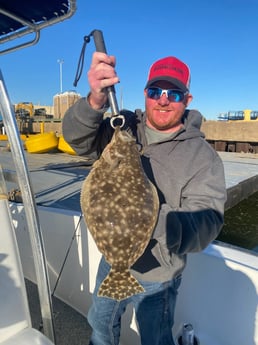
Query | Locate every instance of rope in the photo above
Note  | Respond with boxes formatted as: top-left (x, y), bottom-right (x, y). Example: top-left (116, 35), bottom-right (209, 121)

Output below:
top-left (51, 214), bottom-right (84, 296)
top-left (73, 32), bottom-right (94, 87)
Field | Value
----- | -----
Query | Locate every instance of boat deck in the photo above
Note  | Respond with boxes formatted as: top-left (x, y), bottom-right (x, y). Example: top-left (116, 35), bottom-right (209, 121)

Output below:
top-left (25, 279), bottom-right (91, 345)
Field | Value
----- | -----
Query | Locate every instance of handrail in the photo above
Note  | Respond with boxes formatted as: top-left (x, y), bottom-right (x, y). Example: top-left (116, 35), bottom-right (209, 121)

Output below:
top-left (0, 70), bottom-right (56, 343)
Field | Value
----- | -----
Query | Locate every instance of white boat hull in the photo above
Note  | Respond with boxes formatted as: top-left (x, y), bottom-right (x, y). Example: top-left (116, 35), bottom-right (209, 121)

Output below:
top-left (9, 203), bottom-right (258, 345)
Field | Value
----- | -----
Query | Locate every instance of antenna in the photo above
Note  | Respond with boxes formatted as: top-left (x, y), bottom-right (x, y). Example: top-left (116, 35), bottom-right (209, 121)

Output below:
top-left (57, 59), bottom-right (64, 93)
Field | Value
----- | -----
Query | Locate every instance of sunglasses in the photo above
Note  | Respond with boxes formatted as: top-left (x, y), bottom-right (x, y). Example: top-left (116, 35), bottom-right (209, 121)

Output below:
top-left (146, 87), bottom-right (188, 103)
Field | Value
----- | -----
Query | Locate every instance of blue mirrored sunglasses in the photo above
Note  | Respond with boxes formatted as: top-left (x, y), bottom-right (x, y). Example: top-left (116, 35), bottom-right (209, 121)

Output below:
top-left (146, 87), bottom-right (188, 103)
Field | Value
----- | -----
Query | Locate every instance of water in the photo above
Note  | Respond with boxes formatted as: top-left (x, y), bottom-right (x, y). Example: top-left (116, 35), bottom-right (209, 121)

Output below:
top-left (217, 191), bottom-right (258, 250)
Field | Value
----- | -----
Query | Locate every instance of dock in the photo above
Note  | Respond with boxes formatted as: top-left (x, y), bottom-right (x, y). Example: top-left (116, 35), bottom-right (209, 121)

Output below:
top-left (220, 151), bottom-right (258, 209)
top-left (1, 142), bottom-right (258, 211)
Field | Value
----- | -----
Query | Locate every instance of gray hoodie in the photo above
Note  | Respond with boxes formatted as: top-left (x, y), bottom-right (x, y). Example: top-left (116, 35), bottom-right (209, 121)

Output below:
top-left (63, 98), bottom-right (227, 282)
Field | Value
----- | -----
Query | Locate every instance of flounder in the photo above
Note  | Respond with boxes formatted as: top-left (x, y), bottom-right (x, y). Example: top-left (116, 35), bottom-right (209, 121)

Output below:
top-left (80, 126), bottom-right (159, 300)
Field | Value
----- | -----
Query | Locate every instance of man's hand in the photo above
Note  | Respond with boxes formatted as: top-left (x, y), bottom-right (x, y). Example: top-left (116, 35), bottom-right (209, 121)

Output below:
top-left (87, 52), bottom-right (119, 110)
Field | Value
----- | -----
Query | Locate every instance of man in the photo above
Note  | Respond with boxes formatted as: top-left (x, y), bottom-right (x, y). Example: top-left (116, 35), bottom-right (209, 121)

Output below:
top-left (63, 54), bottom-right (227, 345)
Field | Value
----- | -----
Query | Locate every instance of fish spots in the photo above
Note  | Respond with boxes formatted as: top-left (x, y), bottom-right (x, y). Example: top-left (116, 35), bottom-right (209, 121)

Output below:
top-left (81, 127), bottom-right (159, 300)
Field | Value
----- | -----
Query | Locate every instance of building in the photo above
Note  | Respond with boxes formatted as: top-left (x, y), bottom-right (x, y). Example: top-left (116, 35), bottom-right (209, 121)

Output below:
top-left (53, 91), bottom-right (81, 119)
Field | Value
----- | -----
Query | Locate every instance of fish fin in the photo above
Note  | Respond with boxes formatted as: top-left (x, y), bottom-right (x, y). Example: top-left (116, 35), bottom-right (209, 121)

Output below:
top-left (97, 268), bottom-right (144, 301)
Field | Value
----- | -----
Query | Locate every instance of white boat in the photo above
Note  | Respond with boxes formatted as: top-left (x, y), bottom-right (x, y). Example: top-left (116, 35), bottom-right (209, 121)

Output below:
top-left (0, 1), bottom-right (258, 344)
top-left (2, 163), bottom-right (258, 345)
top-left (2, 201), bottom-right (257, 345)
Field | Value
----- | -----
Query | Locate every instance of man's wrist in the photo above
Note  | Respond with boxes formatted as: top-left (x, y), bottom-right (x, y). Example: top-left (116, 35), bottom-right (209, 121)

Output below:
top-left (87, 92), bottom-right (109, 110)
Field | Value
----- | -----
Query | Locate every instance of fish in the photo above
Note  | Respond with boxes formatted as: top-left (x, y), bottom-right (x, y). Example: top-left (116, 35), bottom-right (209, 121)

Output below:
top-left (80, 126), bottom-right (159, 301)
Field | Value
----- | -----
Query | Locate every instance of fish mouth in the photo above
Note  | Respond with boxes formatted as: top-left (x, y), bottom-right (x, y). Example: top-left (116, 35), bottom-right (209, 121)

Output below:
top-left (117, 128), bottom-right (135, 142)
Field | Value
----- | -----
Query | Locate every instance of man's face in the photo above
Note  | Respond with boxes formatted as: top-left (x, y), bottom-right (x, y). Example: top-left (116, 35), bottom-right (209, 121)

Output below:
top-left (144, 81), bottom-right (193, 133)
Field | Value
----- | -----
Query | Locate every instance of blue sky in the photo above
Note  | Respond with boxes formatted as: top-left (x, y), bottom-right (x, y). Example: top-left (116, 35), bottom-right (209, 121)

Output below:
top-left (1, 0), bottom-right (258, 120)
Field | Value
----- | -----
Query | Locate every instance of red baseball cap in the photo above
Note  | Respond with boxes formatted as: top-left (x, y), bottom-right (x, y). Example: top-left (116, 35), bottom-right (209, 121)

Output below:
top-left (145, 56), bottom-right (191, 92)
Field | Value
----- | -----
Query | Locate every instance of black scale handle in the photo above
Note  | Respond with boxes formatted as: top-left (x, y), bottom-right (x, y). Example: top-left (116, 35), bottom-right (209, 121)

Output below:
top-left (92, 30), bottom-right (120, 117)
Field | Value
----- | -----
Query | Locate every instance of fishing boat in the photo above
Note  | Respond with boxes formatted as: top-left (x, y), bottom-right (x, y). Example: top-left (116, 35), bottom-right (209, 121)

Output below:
top-left (0, 1), bottom-right (257, 345)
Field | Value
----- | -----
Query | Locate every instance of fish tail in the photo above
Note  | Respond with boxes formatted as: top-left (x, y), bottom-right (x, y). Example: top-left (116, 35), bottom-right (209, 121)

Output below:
top-left (97, 268), bottom-right (145, 301)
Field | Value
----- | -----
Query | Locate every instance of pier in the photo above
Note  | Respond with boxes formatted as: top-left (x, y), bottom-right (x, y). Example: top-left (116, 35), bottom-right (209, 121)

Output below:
top-left (1, 142), bottom-right (258, 211)
top-left (220, 151), bottom-right (258, 209)
top-left (201, 120), bottom-right (258, 153)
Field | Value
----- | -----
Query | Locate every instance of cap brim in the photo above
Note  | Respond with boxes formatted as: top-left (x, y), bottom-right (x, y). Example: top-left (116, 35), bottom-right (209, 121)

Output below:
top-left (145, 77), bottom-right (188, 92)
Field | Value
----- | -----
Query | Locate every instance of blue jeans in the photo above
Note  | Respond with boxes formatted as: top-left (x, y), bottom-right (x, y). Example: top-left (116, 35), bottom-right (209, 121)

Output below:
top-left (88, 257), bottom-right (182, 345)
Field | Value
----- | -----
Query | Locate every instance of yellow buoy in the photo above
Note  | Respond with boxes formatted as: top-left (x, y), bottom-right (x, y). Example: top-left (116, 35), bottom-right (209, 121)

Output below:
top-left (58, 135), bottom-right (76, 155)
top-left (0, 134), bottom-right (29, 141)
top-left (25, 132), bottom-right (59, 153)
top-left (0, 134), bottom-right (8, 141)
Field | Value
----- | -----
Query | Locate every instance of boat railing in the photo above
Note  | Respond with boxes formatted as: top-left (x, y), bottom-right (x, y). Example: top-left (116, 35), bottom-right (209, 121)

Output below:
top-left (0, 165), bottom-right (54, 344)
top-left (0, 70), bottom-right (56, 343)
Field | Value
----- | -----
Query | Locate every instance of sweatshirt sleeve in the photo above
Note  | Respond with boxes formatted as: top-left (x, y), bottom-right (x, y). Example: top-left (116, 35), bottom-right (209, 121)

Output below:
top-left (152, 154), bottom-right (226, 255)
top-left (62, 97), bottom-right (112, 159)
